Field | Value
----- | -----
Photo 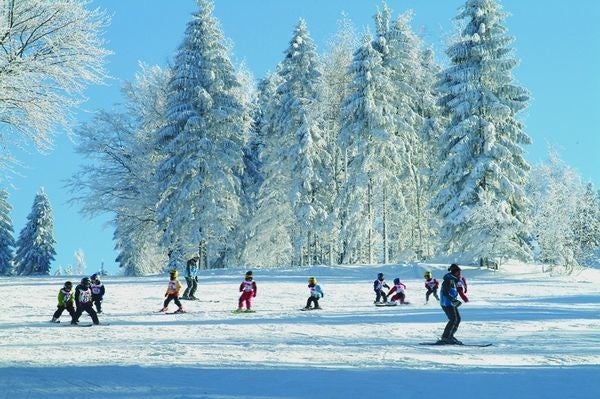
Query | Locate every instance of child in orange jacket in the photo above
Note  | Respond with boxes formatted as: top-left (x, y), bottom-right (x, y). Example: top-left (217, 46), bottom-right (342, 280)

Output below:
top-left (160, 270), bottom-right (184, 313)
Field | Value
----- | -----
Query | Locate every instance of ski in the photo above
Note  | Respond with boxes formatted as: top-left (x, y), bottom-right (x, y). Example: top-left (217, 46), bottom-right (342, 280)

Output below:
top-left (232, 309), bottom-right (256, 314)
top-left (300, 307), bottom-right (322, 311)
top-left (419, 342), bottom-right (492, 347)
top-left (62, 323), bottom-right (93, 327)
top-left (165, 311), bottom-right (186, 315)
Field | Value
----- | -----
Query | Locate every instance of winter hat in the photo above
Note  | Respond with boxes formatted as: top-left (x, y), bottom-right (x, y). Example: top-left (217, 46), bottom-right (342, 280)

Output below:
top-left (91, 273), bottom-right (98, 280)
top-left (308, 277), bottom-right (317, 284)
top-left (81, 277), bottom-right (91, 287)
top-left (377, 272), bottom-right (384, 279)
top-left (245, 271), bottom-right (253, 279)
top-left (64, 281), bottom-right (72, 289)
top-left (393, 278), bottom-right (401, 285)
top-left (169, 269), bottom-right (178, 278)
top-left (424, 271), bottom-right (432, 279)
top-left (448, 264), bottom-right (461, 272)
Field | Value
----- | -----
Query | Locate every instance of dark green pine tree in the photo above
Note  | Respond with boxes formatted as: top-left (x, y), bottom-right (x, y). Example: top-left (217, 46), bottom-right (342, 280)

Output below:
top-left (0, 189), bottom-right (16, 275)
top-left (14, 188), bottom-right (56, 275)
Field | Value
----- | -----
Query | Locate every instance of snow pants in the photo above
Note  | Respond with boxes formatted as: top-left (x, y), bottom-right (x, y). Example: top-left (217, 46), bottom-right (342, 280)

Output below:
top-left (53, 303), bottom-right (76, 320)
top-left (426, 288), bottom-right (439, 302)
top-left (374, 289), bottom-right (388, 303)
top-left (74, 302), bottom-right (99, 324)
top-left (238, 291), bottom-right (254, 309)
top-left (163, 294), bottom-right (182, 309)
top-left (391, 292), bottom-right (406, 304)
top-left (305, 296), bottom-right (320, 309)
top-left (92, 296), bottom-right (103, 313)
top-left (182, 276), bottom-right (198, 298)
top-left (441, 305), bottom-right (461, 339)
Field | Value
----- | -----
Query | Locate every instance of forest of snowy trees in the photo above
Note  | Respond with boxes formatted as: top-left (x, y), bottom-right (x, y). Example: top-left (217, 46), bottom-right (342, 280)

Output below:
top-left (1, 0), bottom-right (599, 276)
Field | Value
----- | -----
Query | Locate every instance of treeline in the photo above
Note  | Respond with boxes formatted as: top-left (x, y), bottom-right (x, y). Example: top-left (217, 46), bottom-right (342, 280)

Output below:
top-left (67, 0), bottom-right (600, 275)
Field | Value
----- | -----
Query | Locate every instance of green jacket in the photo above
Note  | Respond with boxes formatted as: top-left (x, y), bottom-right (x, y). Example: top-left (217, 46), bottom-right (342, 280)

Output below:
top-left (58, 289), bottom-right (74, 307)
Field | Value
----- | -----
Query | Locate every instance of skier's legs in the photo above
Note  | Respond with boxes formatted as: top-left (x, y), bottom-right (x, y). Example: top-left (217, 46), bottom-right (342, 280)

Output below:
top-left (73, 306), bottom-right (84, 323)
top-left (441, 306), bottom-right (460, 339)
top-left (173, 296), bottom-right (182, 309)
top-left (66, 303), bottom-right (76, 319)
top-left (182, 277), bottom-right (193, 298)
top-left (52, 306), bottom-right (65, 320)
top-left (93, 298), bottom-right (102, 313)
top-left (85, 305), bottom-right (100, 324)
top-left (163, 295), bottom-right (174, 308)
top-left (189, 277), bottom-right (198, 298)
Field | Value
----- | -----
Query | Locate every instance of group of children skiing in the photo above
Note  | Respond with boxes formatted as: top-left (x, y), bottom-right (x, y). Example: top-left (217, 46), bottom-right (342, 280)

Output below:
top-left (51, 273), bottom-right (105, 325)
top-left (50, 262), bottom-right (470, 345)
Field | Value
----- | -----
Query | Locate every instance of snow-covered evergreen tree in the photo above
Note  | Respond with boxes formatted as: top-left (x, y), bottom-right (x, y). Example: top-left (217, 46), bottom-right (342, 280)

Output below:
top-left (337, 34), bottom-right (401, 264)
top-left (374, 9), bottom-right (432, 262)
top-left (433, 0), bottom-right (531, 263)
top-left (243, 72), bottom-right (295, 267)
top-left (572, 183), bottom-right (600, 266)
top-left (155, 0), bottom-right (250, 268)
top-left (320, 15), bottom-right (358, 265)
top-left (0, 189), bottom-right (15, 275)
top-left (14, 188), bottom-right (56, 275)
top-left (250, 20), bottom-right (328, 267)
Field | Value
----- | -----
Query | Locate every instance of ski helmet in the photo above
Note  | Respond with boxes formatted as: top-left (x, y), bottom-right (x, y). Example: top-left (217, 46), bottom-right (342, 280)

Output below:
top-left (91, 273), bottom-right (98, 281)
top-left (377, 272), bottom-right (384, 279)
top-left (64, 281), bottom-right (72, 289)
top-left (448, 264), bottom-right (461, 273)
top-left (308, 277), bottom-right (317, 284)
top-left (393, 278), bottom-right (400, 285)
top-left (424, 271), bottom-right (432, 279)
top-left (245, 270), bottom-right (253, 278)
top-left (81, 277), bottom-right (91, 287)
top-left (169, 269), bottom-right (178, 278)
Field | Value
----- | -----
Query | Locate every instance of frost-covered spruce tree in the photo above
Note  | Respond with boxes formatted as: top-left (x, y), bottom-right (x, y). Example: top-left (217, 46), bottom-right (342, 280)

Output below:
top-left (0, 189), bottom-right (15, 275)
top-left (412, 47), bottom-right (445, 259)
top-left (320, 16), bottom-right (358, 265)
top-left (572, 183), bottom-right (600, 266)
top-left (433, 0), bottom-right (531, 262)
top-left (14, 188), bottom-right (56, 275)
top-left (243, 72), bottom-right (295, 267)
top-left (253, 20), bottom-right (329, 267)
top-left (337, 34), bottom-right (401, 264)
top-left (155, 0), bottom-right (250, 268)
top-left (373, 9), bottom-right (429, 262)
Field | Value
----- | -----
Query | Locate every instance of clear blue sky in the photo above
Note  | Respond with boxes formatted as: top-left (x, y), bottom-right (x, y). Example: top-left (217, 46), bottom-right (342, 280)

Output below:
top-left (7, 0), bottom-right (600, 275)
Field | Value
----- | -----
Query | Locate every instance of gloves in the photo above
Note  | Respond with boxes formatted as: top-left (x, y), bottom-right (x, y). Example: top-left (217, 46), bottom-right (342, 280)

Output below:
top-left (321, 292), bottom-right (324, 298)
top-left (164, 292), bottom-right (168, 298)
top-left (253, 293), bottom-right (256, 297)
top-left (451, 299), bottom-right (462, 308)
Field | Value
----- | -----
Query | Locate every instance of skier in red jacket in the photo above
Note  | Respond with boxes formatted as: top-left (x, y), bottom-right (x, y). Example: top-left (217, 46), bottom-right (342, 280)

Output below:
top-left (236, 271), bottom-right (257, 312)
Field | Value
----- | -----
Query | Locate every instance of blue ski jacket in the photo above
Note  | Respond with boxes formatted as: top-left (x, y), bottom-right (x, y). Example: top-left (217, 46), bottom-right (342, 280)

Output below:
top-left (440, 272), bottom-right (459, 307)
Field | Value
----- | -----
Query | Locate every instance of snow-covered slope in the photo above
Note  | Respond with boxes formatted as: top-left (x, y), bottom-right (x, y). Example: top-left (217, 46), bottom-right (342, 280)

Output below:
top-left (1, 262), bottom-right (598, 398)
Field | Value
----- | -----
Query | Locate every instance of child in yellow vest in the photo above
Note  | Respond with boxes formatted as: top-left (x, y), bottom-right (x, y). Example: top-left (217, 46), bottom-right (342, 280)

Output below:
top-left (160, 270), bottom-right (184, 313)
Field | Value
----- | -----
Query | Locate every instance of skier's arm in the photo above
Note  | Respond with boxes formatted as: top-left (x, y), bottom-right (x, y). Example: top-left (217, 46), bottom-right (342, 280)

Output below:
top-left (253, 282), bottom-right (257, 297)
top-left (458, 286), bottom-right (469, 302)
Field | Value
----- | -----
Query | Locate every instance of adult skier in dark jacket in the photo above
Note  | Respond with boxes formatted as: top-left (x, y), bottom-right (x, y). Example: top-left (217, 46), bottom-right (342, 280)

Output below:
top-left (72, 277), bottom-right (100, 325)
top-left (439, 264), bottom-right (463, 344)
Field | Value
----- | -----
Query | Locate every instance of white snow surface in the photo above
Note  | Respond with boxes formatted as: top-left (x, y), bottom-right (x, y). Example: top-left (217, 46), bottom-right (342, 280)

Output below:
top-left (1, 262), bottom-right (599, 398)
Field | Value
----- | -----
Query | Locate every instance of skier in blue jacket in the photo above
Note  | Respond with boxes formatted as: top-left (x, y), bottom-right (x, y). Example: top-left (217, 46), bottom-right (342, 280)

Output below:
top-left (182, 256), bottom-right (199, 300)
top-left (439, 263), bottom-right (463, 344)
